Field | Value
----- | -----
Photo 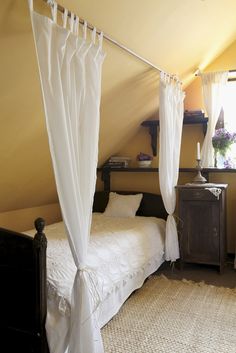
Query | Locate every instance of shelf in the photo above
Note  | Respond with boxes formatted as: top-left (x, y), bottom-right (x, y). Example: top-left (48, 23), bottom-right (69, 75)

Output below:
top-left (141, 115), bottom-right (208, 156)
top-left (97, 166), bottom-right (236, 191)
top-left (98, 167), bottom-right (236, 173)
top-left (97, 167), bottom-right (159, 172)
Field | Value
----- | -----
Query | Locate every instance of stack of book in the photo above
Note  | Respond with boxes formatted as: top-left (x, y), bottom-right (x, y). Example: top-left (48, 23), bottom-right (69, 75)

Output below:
top-left (104, 156), bottom-right (131, 168)
top-left (184, 110), bottom-right (205, 118)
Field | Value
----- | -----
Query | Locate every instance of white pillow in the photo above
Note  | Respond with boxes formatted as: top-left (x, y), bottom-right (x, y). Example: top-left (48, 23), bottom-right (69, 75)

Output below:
top-left (103, 192), bottom-right (143, 218)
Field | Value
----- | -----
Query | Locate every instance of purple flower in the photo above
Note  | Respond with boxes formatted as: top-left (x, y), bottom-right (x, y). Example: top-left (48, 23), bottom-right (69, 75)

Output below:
top-left (212, 128), bottom-right (236, 154)
top-left (137, 152), bottom-right (153, 161)
top-left (224, 157), bottom-right (234, 169)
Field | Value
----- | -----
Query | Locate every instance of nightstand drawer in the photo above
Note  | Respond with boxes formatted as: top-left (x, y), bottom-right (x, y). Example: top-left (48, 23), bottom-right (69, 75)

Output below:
top-left (179, 188), bottom-right (220, 201)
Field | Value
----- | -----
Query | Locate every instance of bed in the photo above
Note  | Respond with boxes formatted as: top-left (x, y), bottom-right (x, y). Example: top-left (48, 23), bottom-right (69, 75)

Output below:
top-left (0, 191), bottom-right (167, 353)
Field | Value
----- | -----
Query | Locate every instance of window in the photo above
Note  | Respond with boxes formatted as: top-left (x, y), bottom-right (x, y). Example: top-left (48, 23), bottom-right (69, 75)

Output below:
top-left (215, 77), bottom-right (236, 168)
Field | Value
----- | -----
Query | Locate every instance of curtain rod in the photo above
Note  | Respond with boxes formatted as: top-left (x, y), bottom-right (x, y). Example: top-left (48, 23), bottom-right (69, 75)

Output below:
top-left (195, 69), bottom-right (236, 76)
top-left (195, 69), bottom-right (236, 81)
top-left (43, 0), bottom-right (180, 81)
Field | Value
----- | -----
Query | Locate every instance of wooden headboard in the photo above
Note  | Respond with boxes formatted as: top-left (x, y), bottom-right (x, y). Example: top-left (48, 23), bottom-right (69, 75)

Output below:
top-left (93, 191), bottom-right (168, 220)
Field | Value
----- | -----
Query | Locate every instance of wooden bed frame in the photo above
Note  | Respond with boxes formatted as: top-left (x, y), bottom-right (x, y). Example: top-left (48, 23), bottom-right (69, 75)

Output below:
top-left (0, 191), bottom-right (167, 353)
top-left (0, 218), bottom-right (49, 353)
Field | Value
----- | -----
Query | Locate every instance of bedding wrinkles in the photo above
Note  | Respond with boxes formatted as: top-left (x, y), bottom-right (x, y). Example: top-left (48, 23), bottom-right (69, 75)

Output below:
top-left (27, 213), bottom-right (165, 316)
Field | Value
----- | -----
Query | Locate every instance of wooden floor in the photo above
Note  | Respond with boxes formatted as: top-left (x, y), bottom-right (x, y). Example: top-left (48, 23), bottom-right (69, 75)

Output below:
top-left (156, 258), bottom-right (236, 288)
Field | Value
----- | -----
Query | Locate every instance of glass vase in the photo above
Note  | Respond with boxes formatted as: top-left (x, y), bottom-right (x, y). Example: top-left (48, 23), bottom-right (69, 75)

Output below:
top-left (214, 150), bottom-right (226, 169)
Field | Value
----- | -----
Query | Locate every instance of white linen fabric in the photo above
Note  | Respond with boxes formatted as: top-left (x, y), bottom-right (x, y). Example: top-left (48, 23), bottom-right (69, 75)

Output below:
top-left (103, 192), bottom-right (143, 218)
top-left (28, 1), bottom-right (105, 353)
top-left (159, 72), bottom-right (185, 262)
top-left (200, 71), bottom-right (229, 167)
top-left (26, 214), bottom-right (166, 353)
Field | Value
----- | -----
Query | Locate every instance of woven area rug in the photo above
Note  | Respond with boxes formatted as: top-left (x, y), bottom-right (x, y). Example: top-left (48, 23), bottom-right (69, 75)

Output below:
top-left (101, 275), bottom-right (236, 353)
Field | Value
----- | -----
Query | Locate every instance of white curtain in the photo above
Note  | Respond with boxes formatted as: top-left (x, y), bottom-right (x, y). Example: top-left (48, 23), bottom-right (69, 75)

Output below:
top-left (200, 71), bottom-right (229, 167)
top-left (29, 1), bottom-right (106, 353)
top-left (159, 72), bottom-right (185, 262)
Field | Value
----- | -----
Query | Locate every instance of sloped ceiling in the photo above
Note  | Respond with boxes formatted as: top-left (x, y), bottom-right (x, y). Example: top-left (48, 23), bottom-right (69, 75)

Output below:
top-left (62, 0), bottom-right (236, 80)
top-left (1, 0), bottom-right (236, 212)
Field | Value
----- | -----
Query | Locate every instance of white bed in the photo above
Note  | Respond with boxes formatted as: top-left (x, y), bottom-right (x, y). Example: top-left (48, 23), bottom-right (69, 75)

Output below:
top-left (27, 212), bottom-right (166, 353)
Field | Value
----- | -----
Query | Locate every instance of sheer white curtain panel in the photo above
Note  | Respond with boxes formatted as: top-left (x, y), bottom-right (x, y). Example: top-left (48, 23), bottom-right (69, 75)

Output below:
top-left (159, 72), bottom-right (185, 262)
top-left (29, 1), bottom-right (106, 353)
top-left (200, 71), bottom-right (229, 167)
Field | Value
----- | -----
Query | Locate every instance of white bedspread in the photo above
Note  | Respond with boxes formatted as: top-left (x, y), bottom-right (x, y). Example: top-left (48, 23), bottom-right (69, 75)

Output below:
top-left (27, 213), bottom-right (166, 353)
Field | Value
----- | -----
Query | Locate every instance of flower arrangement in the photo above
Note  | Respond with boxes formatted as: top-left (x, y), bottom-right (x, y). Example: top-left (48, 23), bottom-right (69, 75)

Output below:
top-left (212, 128), bottom-right (236, 156)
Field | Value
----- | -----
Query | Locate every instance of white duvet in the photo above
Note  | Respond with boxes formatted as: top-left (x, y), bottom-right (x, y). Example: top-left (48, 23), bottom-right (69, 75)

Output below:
top-left (27, 213), bottom-right (166, 353)
top-left (32, 213), bottom-right (166, 315)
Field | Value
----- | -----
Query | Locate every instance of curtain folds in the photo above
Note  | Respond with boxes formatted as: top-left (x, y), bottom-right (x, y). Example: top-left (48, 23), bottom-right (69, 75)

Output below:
top-left (29, 1), bottom-right (105, 353)
top-left (159, 72), bottom-right (185, 262)
top-left (200, 71), bottom-right (229, 167)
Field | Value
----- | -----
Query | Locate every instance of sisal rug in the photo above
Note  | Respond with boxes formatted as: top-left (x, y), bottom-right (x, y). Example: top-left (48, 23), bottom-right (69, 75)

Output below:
top-left (101, 275), bottom-right (236, 353)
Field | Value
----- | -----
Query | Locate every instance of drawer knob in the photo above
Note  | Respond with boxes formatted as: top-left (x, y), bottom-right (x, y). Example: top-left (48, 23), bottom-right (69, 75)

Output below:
top-left (213, 227), bottom-right (218, 238)
top-left (194, 191), bottom-right (201, 198)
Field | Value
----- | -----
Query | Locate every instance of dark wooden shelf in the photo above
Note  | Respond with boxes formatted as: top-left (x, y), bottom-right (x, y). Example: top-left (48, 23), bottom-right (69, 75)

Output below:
top-left (141, 115), bottom-right (208, 156)
top-left (97, 167), bottom-right (159, 172)
top-left (97, 166), bottom-right (236, 191)
top-left (97, 166), bottom-right (236, 173)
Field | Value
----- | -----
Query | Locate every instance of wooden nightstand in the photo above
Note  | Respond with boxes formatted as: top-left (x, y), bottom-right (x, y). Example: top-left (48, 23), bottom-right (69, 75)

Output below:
top-left (176, 184), bottom-right (227, 273)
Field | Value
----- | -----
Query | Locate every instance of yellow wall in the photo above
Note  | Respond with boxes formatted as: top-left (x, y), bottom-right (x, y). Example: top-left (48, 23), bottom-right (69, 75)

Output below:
top-left (0, 203), bottom-right (61, 232)
top-left (0, 1), bottom-right (58, 212)
top-left (185, 40), bottom-right (236, 110)
top-left (0, 0), bottom-right (160, 217)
